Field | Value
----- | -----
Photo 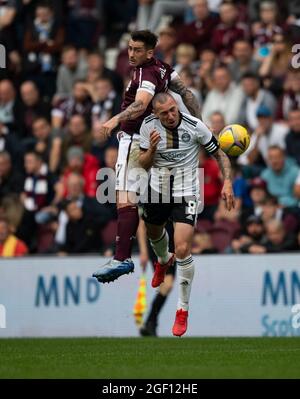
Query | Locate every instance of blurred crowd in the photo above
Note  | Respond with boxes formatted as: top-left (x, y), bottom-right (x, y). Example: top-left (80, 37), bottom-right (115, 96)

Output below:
top-left (0, 0), bottom-right (300, 257)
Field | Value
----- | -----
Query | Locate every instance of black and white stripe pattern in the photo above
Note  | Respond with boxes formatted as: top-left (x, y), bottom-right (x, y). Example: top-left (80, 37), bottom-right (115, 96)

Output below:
top-left (177, 255), bottom-right (193, 268)
top-left (204, 136), bottom-right (219, 154)
top-left (182, 115), bottom-right (197, 127)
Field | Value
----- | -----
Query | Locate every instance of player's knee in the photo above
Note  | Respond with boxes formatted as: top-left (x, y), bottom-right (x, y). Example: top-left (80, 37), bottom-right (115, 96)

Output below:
top-left (175, 242), bottom-right (190, 259)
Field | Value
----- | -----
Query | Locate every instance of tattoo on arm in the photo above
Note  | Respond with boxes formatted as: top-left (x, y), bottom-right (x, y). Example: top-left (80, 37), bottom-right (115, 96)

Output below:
top-left (117, 100), bottom-right (145, 122)
top-left (169, 78), bottom-right (202, 119)
top-left (213, 149), bottom-right (232, 181)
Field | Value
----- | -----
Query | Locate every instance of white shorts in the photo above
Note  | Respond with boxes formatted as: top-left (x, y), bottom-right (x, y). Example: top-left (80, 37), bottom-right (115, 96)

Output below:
top-left (115, 132), bottom-right (145, 193)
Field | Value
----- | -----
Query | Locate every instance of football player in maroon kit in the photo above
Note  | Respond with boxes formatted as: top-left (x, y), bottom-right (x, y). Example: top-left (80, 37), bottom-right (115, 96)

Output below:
top-left (93, 30), bottom-right (201, 283)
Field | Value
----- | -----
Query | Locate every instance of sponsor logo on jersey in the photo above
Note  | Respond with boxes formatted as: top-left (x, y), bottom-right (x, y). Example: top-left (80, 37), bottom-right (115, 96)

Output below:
top-left (159, 151), bottom-right (186, 162)
top-left (159, 67), bottom-right (166, 79)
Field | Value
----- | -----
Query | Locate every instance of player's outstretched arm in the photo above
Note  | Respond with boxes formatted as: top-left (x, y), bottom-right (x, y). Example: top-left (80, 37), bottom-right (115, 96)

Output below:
top-left (212, 148), bottom-right (235, 211)
top-left (100, 91), bottom-right (153, 138)
top-left (169, 76), bottom-right (202, 119)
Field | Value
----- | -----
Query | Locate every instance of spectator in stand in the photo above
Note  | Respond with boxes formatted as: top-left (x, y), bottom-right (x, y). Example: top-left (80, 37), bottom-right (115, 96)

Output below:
top-left (240, 105), bottom-right (289, 167)
top-left (91, 124), bottom-right (118, 166)
top-left (174, 43), bottom-right (197, 75)
top-left (228, 40), bottom-right (261, 83)
top-left (54, 45), bottom-right (87, 102)
top-left (85, 51), bottom-right (123, 95)
top-left (229, 215), bottom-right (266, 254)
top-left (18, 150), bottom-right (55, 250)
top-left (19, 81), bottom-right (51, 139)
top-left (258, 33), bottom-right (292, 97)
top-left (285, 109), bottom-right (300, 166)
top-left (261, 145), bottom-right (300, 208)
top-left (209, 111), bottom-right (225, 135)
top-left (0, 151), bottom-right (24, 201)
top-left (179, 67), bottom-right (202, 106)
top-left (212, 1), bottom-right (249, 61)
top-left (88, 78), bottom-right (122, 130)
top-left (240, 176), bottom-right (268, 224)
top-left (198, 148), bottom-right (222, 221)
top-left (0, 121), bottom-right (22, 165)
top-left (239, 72), bottom-right (276, 131)
top-left (51, 114), bottom-right (93, 173)
top-left (51, 80), bottom-right (93, 130)
top-left (54, 172), bottom-right (113, 252)
top-left (0, 0), bottom-right (21, 79)
top-left (202, 65), bottom-right (244, 125)
top-left (191, 231), bottom-right (217, 254)
top-left (60, 115), bottom-right (93, 163)
top-left (22, 117), bottom-right (54, 169)
top-left (155, 26), bottom-right (177, 67)
top-left (23, 1), bottom-right (65, 100)
top-left (177, 0), bottom-right (218, 53)
top-left (0, 79), bottom-right (20, 134)
top-left (60, 199), bottom-right (103, 254)
top-left (252, 1), bottom-right (283, 59)
top-left (0, 217), bottom-right (28, 257)
top-left (250, 219), bottom-right (298, 253)
top-left (66, 0), bottom-right (102, 50)
top-left (277, 68), bottom-right (300, 121)
top-left (57, 146), bottom-right (99, 200)
top-left (196, 49), bottom-right (217, 99)
top-left (260, 194), bottom-right (300, 234)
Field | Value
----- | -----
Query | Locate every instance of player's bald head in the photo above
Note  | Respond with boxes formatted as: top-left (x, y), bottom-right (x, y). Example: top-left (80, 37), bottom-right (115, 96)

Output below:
top-left (152, 92), bottom-right (176, 111)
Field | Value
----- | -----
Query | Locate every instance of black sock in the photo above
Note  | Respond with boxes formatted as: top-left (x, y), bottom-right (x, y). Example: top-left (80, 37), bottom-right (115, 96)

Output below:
top-left (146, 293), bottom-right (167, 325)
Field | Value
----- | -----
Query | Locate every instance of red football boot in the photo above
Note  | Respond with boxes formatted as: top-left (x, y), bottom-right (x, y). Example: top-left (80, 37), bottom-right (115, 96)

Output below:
top-left (151, 254), bottom-right (175, 288)
top-left (172, 309), bottom-right (188, 337)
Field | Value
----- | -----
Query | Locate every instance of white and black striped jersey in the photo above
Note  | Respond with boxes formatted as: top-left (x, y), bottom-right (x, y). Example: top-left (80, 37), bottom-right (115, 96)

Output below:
top-left (140, 112), bottom-right (219, 197)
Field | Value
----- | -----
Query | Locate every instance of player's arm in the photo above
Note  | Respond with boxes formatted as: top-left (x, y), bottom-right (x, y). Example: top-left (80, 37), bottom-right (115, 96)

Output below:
top-left (168, 74), bottom-right (202, 119)
top-left (212, 148), bottom-right (235, 211)
top-left (139, 129), bottom-right (160, 170)
top-left (100, 90), bottom-right (153, 137)
top-left (199, 120), bottom-right (235, 211)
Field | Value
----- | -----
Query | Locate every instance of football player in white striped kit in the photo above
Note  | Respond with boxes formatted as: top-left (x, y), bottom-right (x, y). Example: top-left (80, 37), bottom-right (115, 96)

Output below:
top-left (139, 92), bottom-right (235, 336)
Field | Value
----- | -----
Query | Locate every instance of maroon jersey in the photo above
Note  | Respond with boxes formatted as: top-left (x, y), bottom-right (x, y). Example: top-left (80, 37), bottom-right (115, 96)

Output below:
top-left (120, 57), bottom-right (174, 135)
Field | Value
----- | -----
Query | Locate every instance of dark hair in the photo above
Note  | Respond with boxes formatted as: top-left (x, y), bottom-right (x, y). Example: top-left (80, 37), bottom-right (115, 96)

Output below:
top-left (25, 150), bottom-right (43, 160)
top-left (36, 0), bottom-right (53, 10)
top-left (241, 72), bottom-right (260, 81)
top-left (32, 116), bottom-right (50, 125)
top-left (131, 30), bottom-right (158, 50)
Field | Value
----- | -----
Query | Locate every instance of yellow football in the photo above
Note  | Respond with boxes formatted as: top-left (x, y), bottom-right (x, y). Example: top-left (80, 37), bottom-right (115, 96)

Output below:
top-left (218, 124), bottom-right (250, 157)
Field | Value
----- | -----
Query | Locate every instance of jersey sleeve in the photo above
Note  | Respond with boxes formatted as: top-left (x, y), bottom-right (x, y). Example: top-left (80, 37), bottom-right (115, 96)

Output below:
top-left (137, 68), bottom-right (158, 97)
top-left (139, 120), bottom-right (151, 150)
top-left (196, 120), bottom-right (220, 154)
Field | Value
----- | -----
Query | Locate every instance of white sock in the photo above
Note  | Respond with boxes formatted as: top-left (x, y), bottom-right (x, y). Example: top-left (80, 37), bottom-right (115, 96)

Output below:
top-left (177, 255), bottom-right (195, 311)
top-left (149, 229), bottom-right (172, 264)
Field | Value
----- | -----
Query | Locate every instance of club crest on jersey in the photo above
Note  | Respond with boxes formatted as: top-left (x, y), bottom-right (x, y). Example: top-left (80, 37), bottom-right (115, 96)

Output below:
top-left (182, 132), bottom-right (191, 143)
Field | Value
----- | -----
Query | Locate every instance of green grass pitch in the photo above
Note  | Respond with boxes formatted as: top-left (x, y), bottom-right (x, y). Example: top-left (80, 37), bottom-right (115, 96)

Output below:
top-left (0, 337), bottom-right (300, 379)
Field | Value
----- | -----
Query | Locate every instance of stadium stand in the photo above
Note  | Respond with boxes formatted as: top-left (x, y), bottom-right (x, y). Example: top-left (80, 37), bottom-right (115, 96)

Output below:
top-left (0, 0), bottom-right (300, 257)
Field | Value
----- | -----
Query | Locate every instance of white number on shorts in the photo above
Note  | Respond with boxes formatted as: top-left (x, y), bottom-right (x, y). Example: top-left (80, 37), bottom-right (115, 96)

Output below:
top-left (187, 200), bottom-right (197, 215)
top-left (116, 164), bottom-right (122, 179)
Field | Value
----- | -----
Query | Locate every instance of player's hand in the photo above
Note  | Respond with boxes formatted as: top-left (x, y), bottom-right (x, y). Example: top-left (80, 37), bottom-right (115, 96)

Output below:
top-left (149, 129), bottom-right (160, 152)
top-left (99, 116), bottom-right (119, 139)
top-left (140, 251), bottom-right (148, 273)
top-left (221, 179), bottom-right (235, 211)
